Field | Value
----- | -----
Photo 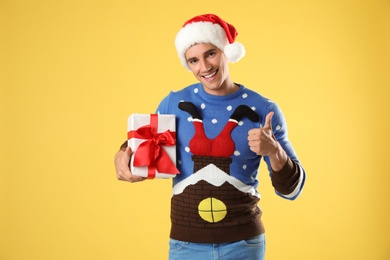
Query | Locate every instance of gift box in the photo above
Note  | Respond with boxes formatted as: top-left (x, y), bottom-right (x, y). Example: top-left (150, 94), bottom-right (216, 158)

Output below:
top-left (127, 114), bottom-right (179, 179)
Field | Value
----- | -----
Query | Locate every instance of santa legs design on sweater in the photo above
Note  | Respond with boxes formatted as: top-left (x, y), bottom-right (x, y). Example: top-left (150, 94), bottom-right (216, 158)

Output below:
top-left (170, 102), bottom-right (264, 243)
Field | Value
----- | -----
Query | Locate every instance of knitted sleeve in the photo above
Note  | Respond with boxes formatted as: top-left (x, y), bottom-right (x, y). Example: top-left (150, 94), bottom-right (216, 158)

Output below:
top-left (263, 102), bottom-right (306, 200)
top-left (270, 158), bottom-right (301, 195)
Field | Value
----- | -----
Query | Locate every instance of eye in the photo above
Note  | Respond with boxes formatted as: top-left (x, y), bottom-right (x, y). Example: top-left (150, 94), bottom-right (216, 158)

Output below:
top-left (207, 51), bottom-right (216, 58)
top-left (188, 58), bottom-right (198, 65)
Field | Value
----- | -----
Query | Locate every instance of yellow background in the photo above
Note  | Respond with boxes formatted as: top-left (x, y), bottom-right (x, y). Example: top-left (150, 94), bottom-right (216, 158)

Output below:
top-left (1, 0), bottom-right (389, 259)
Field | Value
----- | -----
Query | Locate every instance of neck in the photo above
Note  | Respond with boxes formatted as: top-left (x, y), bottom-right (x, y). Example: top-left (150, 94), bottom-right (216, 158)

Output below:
top-left (222, 78), bottom-right (238, 94)
top-left (203, 79), bottom-right (238, 96)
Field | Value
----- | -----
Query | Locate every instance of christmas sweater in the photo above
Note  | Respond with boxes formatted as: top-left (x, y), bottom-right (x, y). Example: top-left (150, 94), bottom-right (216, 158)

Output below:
top-left (156, 83), bottom-right (305, 243)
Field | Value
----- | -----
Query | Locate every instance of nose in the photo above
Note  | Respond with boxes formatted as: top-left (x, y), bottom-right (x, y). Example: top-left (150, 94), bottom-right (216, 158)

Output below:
top-left (200, 60), bottom-right (211, 72)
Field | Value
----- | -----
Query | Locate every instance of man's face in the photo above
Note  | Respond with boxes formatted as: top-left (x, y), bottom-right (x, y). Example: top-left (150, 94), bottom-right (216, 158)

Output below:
top-left (185, 43), bottom-right (231, 96)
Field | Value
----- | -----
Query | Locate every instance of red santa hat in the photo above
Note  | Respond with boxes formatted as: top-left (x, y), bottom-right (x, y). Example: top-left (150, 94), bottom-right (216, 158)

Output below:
top-left (174, 14), bottom-right (246, 70)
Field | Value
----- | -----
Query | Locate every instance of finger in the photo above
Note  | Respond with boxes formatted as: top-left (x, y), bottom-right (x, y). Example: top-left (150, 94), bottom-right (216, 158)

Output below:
top-left (129, 175), bottom-right (146, 183)
top-left (247, 128), bottom-right (260, 137)
top-left (263, 111), bottom-right (274, 130)
top-left (123, 146), bottom-right (134, 176)
top-left (122, 147), bottom-right (145, 182)
top-left (118, 164), bottom-right (144, 183)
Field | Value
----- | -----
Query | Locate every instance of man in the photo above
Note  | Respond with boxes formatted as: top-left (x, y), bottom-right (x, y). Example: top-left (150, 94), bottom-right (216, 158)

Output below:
top-left (114, 14), bottom-right (305, 260)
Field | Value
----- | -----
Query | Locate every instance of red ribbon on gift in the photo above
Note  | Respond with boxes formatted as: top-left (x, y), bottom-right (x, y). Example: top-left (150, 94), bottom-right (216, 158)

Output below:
top-left (128, 114), bottom-right (179, 179)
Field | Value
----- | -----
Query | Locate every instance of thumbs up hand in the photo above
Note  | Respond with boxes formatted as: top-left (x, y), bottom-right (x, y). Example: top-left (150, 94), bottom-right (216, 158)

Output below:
top-left (248, 111), bottom-right (277, 157)
top-left (248, 111), bottom-right (289, 171)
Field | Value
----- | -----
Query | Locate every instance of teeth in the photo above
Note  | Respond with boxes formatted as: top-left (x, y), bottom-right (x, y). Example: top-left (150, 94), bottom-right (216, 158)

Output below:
top-left (204, 71), bottom-right (217, 78)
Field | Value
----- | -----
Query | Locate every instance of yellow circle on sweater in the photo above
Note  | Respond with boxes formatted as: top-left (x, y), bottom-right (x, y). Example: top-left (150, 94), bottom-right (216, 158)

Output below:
top-left (198, 197), bottom-right (227, 223)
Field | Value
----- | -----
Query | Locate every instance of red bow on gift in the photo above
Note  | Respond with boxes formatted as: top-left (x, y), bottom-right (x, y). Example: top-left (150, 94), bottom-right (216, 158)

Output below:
top-left (128, 115), bottom-right (179, 179)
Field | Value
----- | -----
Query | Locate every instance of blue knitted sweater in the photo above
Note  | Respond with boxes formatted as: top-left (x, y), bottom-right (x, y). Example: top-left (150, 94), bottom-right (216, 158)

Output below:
top-left (156, 83), bottom-right (305, 243)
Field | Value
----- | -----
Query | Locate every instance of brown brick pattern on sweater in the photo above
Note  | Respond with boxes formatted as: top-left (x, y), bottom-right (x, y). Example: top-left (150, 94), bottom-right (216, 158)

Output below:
top-left (171, 180), bottom-right (260, 229)
top-left (192, 155), bottom-right (232, 174)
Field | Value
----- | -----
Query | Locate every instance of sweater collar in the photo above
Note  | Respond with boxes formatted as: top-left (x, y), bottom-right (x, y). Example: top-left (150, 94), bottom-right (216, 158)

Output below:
top-left (195, 82), bottom-right (245, 101)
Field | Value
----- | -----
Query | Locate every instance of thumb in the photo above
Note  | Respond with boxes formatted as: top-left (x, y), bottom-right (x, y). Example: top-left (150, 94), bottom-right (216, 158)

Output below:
top-left (125, 146), bottom-right (133, 168)
top-left (264, 111), bottom-right (274, 130)
top-left (125, 146), bottom-right (133, 159)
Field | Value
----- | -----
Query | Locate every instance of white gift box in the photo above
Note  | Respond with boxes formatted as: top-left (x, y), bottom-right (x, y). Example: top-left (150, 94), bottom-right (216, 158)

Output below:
top-left (127, 114), bottom-right (178, 179)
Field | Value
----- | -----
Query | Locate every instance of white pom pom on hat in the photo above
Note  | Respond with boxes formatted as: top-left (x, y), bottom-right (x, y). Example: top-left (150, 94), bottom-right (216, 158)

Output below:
top-left (174, 14), bottom-right (246, 70)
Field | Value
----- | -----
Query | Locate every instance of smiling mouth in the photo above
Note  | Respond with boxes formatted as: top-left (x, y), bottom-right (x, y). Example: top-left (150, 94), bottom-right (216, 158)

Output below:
top-left (203, 70), bottom-right (218, 79)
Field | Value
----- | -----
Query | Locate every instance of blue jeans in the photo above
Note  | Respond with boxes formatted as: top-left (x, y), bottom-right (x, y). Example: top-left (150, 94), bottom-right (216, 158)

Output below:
top-left (168, 234), bottom-right (266, 260)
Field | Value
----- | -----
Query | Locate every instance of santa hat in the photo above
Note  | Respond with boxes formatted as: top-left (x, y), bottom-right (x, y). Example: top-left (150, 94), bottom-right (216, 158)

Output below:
top-left (174, 14), bottom-right (246, 70)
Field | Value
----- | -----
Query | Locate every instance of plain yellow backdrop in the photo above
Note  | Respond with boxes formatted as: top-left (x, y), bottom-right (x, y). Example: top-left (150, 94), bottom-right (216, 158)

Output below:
top-left (1, 0), bottom-right (389, 259)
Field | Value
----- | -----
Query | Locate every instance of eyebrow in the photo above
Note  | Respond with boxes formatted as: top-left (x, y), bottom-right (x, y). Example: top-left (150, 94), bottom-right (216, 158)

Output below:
top-left (186, 47), bottom-right (218, 63)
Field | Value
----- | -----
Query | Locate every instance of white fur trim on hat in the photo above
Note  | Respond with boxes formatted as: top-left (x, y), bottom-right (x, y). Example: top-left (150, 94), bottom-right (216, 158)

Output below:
top-left (224, 42), bottom-right (246, 64)
top-left (175, 21), bottom-right (245, 70)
